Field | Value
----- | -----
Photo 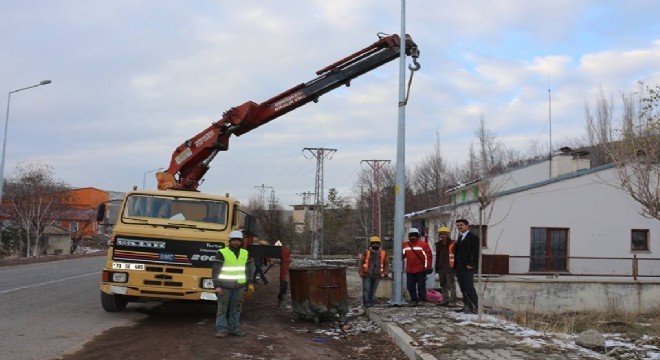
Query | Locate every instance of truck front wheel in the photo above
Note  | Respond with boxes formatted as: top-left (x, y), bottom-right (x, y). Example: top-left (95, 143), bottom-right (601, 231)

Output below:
top-left (100, 291), bottom-right (128, 312)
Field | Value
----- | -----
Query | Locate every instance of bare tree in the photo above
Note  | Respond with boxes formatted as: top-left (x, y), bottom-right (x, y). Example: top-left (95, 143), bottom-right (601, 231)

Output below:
top-left (411, 132), bottom-right (453, 209)
top-left (470, 116), bottom-right (510, 320)
top-left (353, 169), bottom-right (376, 248)
top-left (352, 164), bottom-right (403, 251)
top-left (583, 87), bottom-right (615, 166)
top-left (585, 84), bottom-right (660, 220)
top-left (323, 188), bottom-right (354, 254)
top-left (2, 163), bottom-right (71, 257)
top-left (69, 209), bottom-right (98, 254)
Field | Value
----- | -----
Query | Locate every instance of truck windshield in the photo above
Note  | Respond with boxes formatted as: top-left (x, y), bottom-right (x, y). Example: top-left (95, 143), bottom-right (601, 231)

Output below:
top-left (122, 194), bottom-right (228, 227)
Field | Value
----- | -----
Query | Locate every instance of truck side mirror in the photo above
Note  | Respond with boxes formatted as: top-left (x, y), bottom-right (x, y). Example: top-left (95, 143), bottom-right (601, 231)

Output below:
top-left (243, 214), bottom-right (257, 236)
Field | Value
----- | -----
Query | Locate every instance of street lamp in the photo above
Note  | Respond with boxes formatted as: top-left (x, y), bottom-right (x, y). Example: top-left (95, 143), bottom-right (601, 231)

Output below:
top-left (0, 80), bottom-right (52, 204)
top-left (143, 167), bottom-right (164, 189)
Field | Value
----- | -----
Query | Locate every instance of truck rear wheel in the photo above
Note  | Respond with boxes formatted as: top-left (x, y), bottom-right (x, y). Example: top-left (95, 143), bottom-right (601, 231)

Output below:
top-left (100, 291), bottom-right (128, 312)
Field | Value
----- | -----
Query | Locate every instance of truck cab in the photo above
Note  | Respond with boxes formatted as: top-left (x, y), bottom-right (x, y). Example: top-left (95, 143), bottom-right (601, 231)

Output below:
top-left (98, 188), bottom-right (253, 311)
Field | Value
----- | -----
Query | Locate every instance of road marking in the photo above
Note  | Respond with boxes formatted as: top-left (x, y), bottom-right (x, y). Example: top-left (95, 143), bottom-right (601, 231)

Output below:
top-left (0, 272), bottom-right (100, 295)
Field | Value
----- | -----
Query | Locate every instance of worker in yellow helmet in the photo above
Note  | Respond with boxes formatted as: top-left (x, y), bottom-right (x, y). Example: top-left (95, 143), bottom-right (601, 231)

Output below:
top-left (434, 226), bottom-right (456, 306)
top-left (358, 236), bottom-right (390, 308)
top-left (212, 230), bottom-right (254, 338)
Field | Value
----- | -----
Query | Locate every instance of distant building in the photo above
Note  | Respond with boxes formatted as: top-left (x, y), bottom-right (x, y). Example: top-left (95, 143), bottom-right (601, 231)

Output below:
top-left (59, 187), bottom-right (112, 238)
top-left (291, 204), bottom-right (317, 233)
top-left (43, 225), bottom-right (71, 255)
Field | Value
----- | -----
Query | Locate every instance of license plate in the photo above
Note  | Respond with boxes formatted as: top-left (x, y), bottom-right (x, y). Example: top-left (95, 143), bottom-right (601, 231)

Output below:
top-left (112, 262), bottom-right (145, 270)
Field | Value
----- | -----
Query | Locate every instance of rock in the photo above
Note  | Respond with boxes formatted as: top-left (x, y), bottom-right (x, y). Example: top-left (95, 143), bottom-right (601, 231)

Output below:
top-left (575, 329), bottom-right (605, 350)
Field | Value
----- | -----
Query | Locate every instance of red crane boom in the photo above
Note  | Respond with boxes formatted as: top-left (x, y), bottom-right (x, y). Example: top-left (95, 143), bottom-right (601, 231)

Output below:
top-left (157, 34), bottom-right (420, 190)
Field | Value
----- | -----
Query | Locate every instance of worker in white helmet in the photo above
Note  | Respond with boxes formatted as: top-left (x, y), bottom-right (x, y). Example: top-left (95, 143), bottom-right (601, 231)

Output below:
top-left (212, 230), bottom-right (254, 338)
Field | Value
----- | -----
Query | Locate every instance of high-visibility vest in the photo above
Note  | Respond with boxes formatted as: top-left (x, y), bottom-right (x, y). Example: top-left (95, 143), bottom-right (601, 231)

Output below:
top-left (363, 249), bottom-right (386, 275)
top-left (449, 242), bottom-right (455, 269)
top-left (217, 247), bottom-right (248, 288)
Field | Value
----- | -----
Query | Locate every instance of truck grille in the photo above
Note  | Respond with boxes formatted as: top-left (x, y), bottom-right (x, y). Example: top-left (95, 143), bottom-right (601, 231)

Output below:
top-left (145, 266), bottom-right (183, 274)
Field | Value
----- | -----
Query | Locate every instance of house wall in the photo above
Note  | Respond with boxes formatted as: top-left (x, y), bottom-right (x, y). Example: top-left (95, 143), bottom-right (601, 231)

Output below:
top-left (406, 163), bottom-right (658, 277)
top-left (46, 234), bottom-right (70, 255)
top-left (380, 276), bottom-right (659, 313)
top-left (292, 205), bottom-right (314, 233)
top-left (498, 161), bottom-right (549, 192)
top-left (62, 187), bottom-right (110, 237)
top-left (470, 157), bottom-right (591, 197)
top-left (481, 278), bottom-right (660, 313)
top-left (455, 167), bottom-right (659, 276)
top-left (552, 156), bottom-right (591, 176)
top-left (66, 187), bottom-right (109, 209)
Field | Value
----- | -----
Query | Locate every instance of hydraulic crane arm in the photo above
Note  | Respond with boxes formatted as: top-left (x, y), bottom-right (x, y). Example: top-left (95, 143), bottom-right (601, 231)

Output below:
top-left (157, 33), bottom-right (420, 190)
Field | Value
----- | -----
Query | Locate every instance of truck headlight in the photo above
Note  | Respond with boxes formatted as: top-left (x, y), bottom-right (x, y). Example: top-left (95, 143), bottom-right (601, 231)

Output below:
top-left (113, 272), bottom-right (128, 283)
top-left (201, 278), bottom-right (215, 289)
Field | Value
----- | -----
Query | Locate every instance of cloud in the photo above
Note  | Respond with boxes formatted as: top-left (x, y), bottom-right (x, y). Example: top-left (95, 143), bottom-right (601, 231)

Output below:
top-left (1, 1), bottom-right (659, 207)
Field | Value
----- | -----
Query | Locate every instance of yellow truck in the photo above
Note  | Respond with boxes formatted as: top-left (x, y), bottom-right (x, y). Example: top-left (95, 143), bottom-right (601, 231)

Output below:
top-left (98, 189), bottom-right (254, 311)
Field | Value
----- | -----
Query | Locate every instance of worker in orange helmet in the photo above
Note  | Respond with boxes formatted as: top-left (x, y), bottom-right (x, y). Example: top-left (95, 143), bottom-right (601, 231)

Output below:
top-left (434, 226), bottom-right (456, 306)
top-left (358, 236), bottom-right (390, 308)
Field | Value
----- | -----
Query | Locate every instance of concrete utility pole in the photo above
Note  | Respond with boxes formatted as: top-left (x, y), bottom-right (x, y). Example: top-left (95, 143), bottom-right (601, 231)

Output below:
top-left (254, 184), bottom-right (273, 209)
top-left (361, 160), bottom-right (390, 238)
top-left (303, 147), bottom-right (336, 260)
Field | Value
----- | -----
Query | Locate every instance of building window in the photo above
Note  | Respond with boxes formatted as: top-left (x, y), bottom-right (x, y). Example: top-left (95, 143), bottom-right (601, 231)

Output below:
top-left (631, 229), bottom-right (649, 251)
top-left (69, 222), bottom-right (79, 233)
top-left (530, 227), bottom-right (568, 272)
top-left (470, 225), bottom-right (488, 248)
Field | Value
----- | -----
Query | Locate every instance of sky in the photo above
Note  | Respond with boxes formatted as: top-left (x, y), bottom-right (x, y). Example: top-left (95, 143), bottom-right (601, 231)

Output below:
top-left (1, 0), bottom-right (659, 208)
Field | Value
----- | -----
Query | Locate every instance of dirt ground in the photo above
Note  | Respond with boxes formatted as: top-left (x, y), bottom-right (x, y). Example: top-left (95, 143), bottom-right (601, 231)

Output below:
top-left (56, 261), bottom-right (408, 360)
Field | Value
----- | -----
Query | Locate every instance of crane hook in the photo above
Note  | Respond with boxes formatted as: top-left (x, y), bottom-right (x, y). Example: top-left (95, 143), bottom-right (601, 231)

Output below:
top-left (408, 57), bottom-right (421, 72)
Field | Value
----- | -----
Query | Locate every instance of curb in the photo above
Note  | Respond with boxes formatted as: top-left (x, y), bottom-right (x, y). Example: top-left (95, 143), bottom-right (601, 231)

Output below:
top-left (366, 308), bottom-right (437, 360)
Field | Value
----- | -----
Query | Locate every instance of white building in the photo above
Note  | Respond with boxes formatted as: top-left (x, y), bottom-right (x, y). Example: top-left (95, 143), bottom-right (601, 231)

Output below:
top-left (405, 154), bottom-right (659, 279)
top-left (404, 154), bottom-right (660, 312)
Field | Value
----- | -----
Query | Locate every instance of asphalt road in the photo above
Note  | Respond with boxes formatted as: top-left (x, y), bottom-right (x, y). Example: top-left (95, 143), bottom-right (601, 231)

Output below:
top-left (0, 256), bottom-right (153, 360)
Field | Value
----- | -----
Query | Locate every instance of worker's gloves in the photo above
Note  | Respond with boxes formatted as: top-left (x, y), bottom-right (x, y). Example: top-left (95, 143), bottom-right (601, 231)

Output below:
top-left (244, 283), bottom-right (255, 300)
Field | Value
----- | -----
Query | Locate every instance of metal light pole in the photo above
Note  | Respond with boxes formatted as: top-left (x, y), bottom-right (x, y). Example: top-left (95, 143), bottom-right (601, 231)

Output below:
top-left (391, 0), bottom-right (408, 305)
top-left (0, 80), bottom-right (52, 204)
top-left (392, 0), bottom-right (420, 305)
top-left (143, 167), bottom-right (164, 189)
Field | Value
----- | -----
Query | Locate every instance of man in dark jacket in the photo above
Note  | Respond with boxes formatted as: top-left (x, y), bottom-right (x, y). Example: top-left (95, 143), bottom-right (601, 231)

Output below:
top-left (453, 219), bottom-right (480, 313)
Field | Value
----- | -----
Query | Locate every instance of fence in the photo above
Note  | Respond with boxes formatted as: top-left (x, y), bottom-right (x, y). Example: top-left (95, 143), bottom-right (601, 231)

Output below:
top-left (484, 254), bottom-right (660, 279)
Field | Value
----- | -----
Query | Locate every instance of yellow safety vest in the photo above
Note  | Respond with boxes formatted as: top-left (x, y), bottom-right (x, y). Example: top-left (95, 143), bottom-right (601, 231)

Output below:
top-left (217, 247), bottom-right (248, 288)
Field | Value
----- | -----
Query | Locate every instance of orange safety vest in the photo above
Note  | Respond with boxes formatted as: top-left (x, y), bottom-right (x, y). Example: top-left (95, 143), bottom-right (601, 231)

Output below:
top-left (363, 249), bottom-right (386, 275)
top-left (448, 242), bottom-right (455, 269)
